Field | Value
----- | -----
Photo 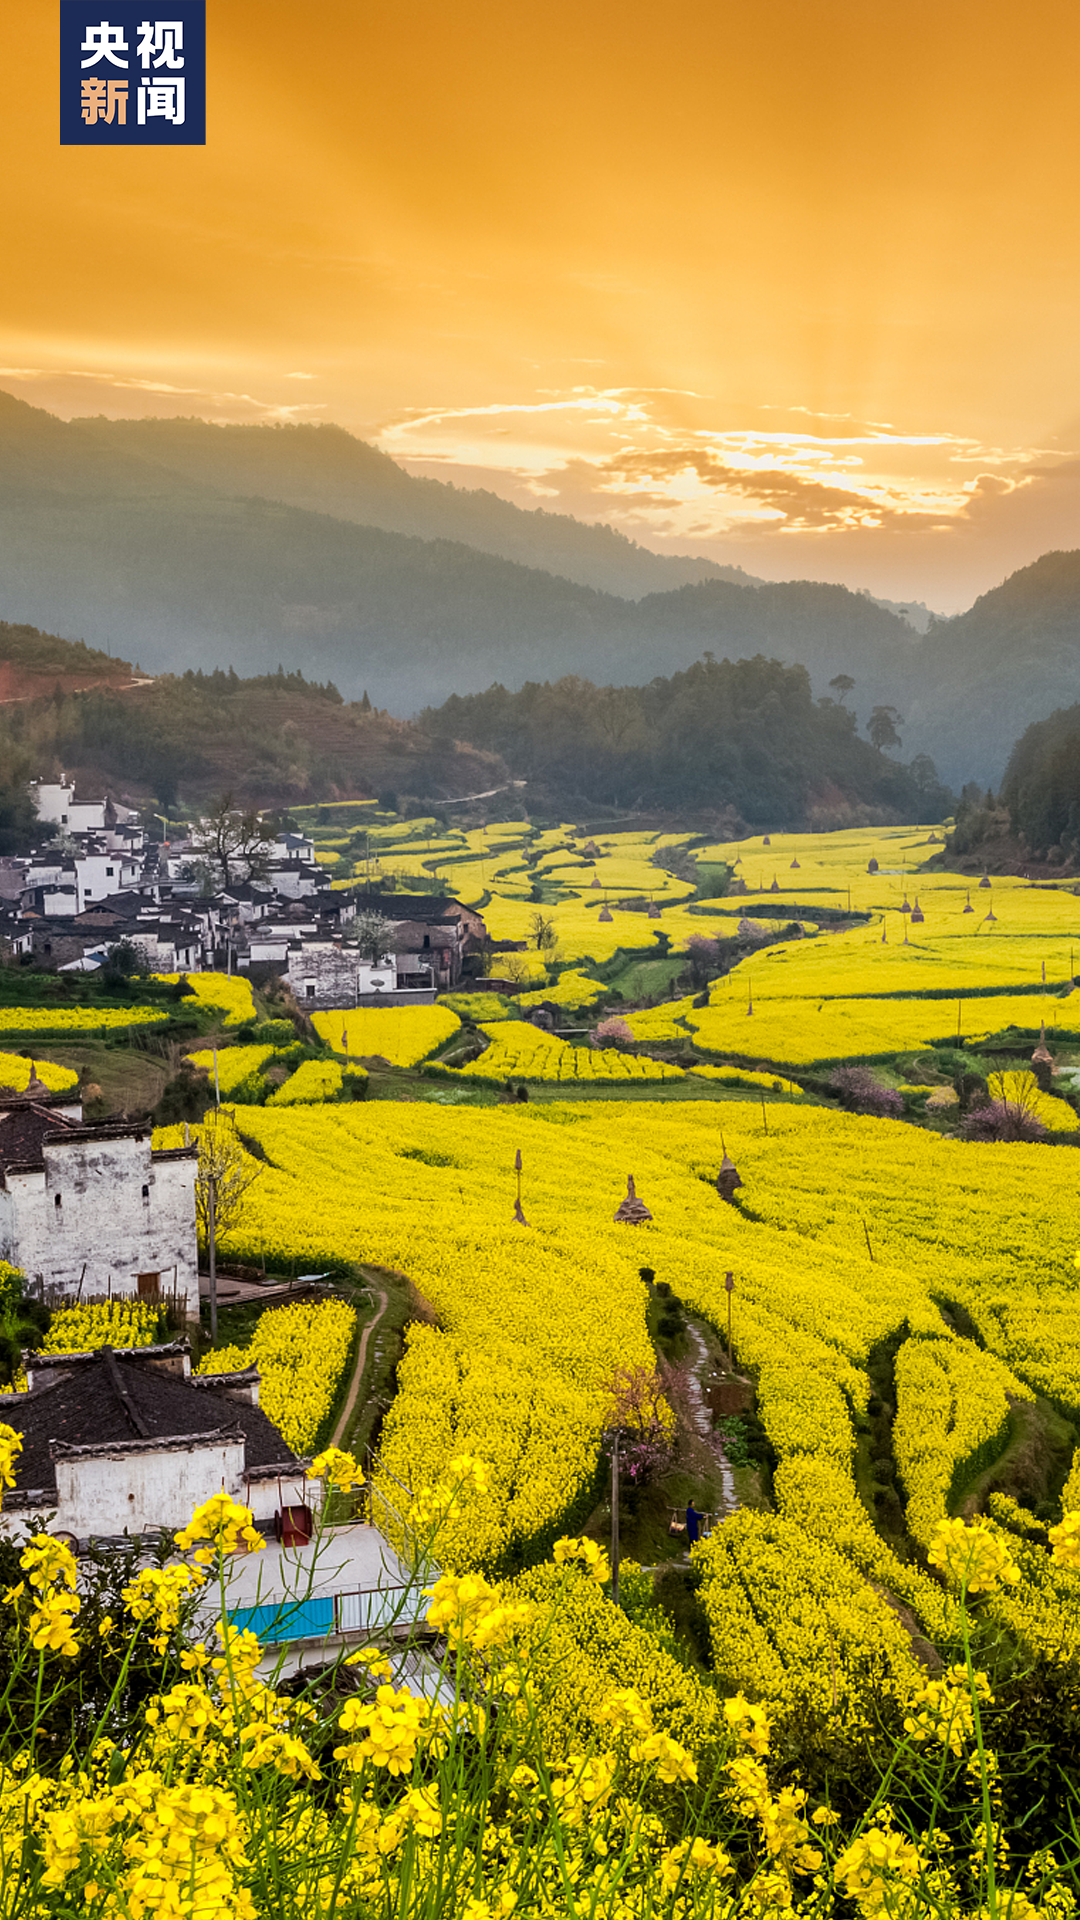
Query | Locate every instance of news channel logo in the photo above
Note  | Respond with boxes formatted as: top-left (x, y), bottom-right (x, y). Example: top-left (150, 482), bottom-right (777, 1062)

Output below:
top-left (61, 5), bottom-right (206, 144)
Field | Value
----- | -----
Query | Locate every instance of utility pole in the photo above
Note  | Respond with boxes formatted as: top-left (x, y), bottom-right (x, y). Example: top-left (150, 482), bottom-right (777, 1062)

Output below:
top-left (725, 1270), bottom-right (735, 1365)
top-left (212, 1047), bottom-right (221, 1106)
top-left (611, 1429), bottom-right (621, 1609)
top-left (208, 1175), bottom-right (218, 1345)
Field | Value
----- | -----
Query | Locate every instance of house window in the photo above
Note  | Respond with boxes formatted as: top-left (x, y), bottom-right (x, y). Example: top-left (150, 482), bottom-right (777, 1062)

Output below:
top-left (305, 984), bottom-right (316, 999)
top-left (141, 1184), bottom-right (150, 1201)
top-left (84, 890), bottom-right (92, 899)
top-left (106, 866), bottom-right (114, 877)
top-left (422, 934), bottom-right (430, 949)
top-left (54, 1194), bottom-right (62, 1210)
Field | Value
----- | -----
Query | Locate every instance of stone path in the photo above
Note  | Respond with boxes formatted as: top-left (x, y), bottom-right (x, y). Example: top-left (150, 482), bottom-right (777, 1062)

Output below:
top-left (331, 1273), bottom-right (390, 1449)
top-left (683, 1320), bottom-right (738, 1518)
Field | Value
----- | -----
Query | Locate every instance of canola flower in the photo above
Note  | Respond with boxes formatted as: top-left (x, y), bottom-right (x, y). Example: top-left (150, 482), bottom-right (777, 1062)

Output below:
top-left (0, 1006), bottom-right (164, 1035)
top-left (40, 1297), bottom-right (162, 1356)
top-left (0, 1051), bottom-right (78, 1092)
top-left (695, 1510), bottom-right (920, 1727)
top-left (175, 1492), bottom-right (267, 1563)
top-left (515, 970), bottom-right (607, 1010)
top-left (154, 973), bottom-right (257, 1026)
top-left (152, 1087), bottom-right (1080, 1600)
top-left (928, 1516), bottom-right (1022, 1594)
top-left (308, 1445), bottom-right (366, 1492)
top-left (1049, 1511), bottom-right (1080, 1570)
top-left (894, 1338), bottom-right (1031, 1546)
top-left (689, 1062), bottom-right (804, 1096)
top-left (0, 1425), bottom-right (1073, 1918)
top-left (440, 992), bottom-right (513, 1022)
top-left (196, 1298), bottom-right (355, 1454)
top-left (21, 813), bottom-right (1080, 1826)
top-left (187, 1044), bottom-right (280, 1098)
top-left (313, 1005), bottom-right (460, 1068)
top-left (266, 1057), bottom-right (346, 1105)
top-left (451, 1019), bottom-right (683, 1083)
top-left (686, 992), bottom-right (1080, 1071)
top-left (904, 1665), bottom-right (995, 1756)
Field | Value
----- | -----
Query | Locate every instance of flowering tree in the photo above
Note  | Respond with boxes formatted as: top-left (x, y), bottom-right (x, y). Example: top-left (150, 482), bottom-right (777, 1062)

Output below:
top-left (960, 1100), bottom-right (1048, 1143)
top-left (829, 1066), bottom-right (903, 1119)
top-left (594, 1016), bottom-right (634, 1048)
top-left (683, 936), bottom-right (722, 987)
top-left (600, 1364), bottom-right (677, 1486)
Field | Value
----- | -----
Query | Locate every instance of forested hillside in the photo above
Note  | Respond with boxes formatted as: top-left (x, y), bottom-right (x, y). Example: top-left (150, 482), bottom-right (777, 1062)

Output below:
top-left (0, 643), bottom-right (506, 815)
top-left (4, 394), bottom-right (1080, 786)
top-left (999, 701), bottom-right (1080, 858)
top-left (425, 656), bottom-right (952, 825)
top-left (905, 551), bottom-right (1080, 781)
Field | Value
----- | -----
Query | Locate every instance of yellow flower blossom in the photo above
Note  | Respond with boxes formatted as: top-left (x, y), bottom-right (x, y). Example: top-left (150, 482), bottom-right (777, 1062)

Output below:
top-left (175, 1494), bottom-right (265, 1563)
top-left (928, 1516), bottom-right (1021, 1594)
top-left (308, 1445), bottom-right (365, 1492)
top-left (552, 1535), bottom-right (610, 1584)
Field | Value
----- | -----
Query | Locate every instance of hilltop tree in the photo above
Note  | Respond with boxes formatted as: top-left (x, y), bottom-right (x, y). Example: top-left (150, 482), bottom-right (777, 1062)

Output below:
top-left (829, 673), bottom-right (856, 705)
top-left (867, 705), bottom-right (904, 752)
top-left (908, 753), bottom-right (940, 792)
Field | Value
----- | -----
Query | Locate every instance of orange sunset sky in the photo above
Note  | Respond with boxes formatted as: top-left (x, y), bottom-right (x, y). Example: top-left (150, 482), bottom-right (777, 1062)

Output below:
top-left (4, 0), bottom-right (1080, 609)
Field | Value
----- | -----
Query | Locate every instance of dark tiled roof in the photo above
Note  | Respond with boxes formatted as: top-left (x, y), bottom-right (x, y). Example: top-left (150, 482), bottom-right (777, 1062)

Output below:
top-left (0, 1101), bottom-right (80, 1173)
top-left (350, 894), bottom-right (465, 921)
top-left (3, 1352), bottom-right (296, 1499)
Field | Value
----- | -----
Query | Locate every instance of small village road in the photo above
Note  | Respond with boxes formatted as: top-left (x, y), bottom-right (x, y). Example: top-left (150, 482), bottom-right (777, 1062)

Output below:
top-left (331, 1276), bottom-right (390, 1449)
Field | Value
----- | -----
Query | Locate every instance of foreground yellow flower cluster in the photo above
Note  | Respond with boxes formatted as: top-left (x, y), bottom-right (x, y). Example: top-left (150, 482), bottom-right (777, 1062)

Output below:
top-left (0, 1488), bottom-right (1065, 1920)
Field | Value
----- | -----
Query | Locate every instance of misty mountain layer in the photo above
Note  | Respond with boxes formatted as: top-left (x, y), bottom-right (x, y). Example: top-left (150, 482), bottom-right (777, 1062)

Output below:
top-left (1, 391), bottom-right (1079, 785)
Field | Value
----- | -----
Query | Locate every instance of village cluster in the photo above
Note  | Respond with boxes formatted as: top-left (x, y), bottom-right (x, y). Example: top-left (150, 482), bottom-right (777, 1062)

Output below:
top-left (0, 777), bottom-right (489, 999)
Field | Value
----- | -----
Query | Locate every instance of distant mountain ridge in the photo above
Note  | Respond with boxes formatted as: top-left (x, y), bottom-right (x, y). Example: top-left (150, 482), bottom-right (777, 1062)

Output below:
top-left (903, 551), bottom-right (1080, 782)
top-left (1, 390), bottom-right (1080, 787)
top-left (0, 389), bottom-right (919, 719)
top-left (69, 413), bottom-right (757, 601)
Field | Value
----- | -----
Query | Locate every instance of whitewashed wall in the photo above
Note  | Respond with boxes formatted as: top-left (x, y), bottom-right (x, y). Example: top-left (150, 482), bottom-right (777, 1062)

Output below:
top-left (53, 1434), bottom-right (246, 1535)
top-left (0, 1133), bottom-right (197, 1297)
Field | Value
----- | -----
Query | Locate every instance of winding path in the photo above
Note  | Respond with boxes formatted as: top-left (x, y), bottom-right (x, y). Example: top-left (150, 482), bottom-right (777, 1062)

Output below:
top-left (331, 1272), bottom-right (389, 1449)
top-left (683, 1321), bottom-right (738, 1516)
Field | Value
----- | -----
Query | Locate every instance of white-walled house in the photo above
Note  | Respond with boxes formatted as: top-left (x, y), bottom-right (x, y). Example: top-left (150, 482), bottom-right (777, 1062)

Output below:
top-left (285, 938), bottom-right (422, 1008)
top-left (0, 1344), bottom-right (306, 1540)
top-left (0, 1341), bottom-right (427, 1675)
top-left (32, 781), bottom-right (108, 835)
top-left (31, 781), bottom-right (138, 837)
top-left (74, 848), bottom-right (142, 911)
top-left (0, 1097), bottom-right (198, 1298)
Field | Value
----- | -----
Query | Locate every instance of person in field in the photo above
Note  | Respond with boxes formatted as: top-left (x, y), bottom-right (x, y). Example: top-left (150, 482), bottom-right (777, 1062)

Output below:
top-left (685, 1497), bottom-right (703, 1545)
